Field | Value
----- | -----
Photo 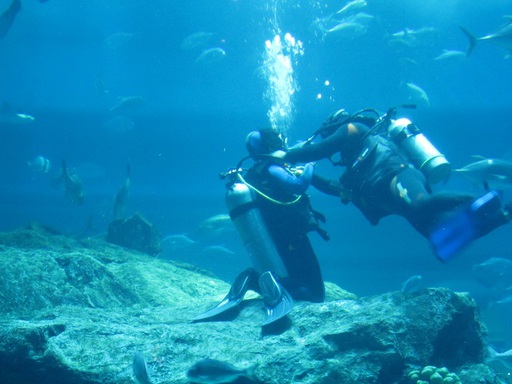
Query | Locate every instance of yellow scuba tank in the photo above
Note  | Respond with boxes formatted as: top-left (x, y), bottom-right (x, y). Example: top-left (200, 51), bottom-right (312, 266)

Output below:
top-left (225, 182), bottom-right (289, 278)
top-left (388, 118), bottom-right (451, 184)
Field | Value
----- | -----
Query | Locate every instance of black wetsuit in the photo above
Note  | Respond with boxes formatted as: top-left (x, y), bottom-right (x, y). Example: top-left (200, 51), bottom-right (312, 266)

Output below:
top-left (286, 122), bottom-right (475, 238)
top-left (244, 159), bottom-right (325, 302)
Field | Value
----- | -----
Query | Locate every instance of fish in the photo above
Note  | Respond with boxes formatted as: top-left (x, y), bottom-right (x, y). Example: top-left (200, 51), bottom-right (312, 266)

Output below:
top-left (195, 47), bottom-right (226, 65)
top-left (349, 12), bottom-right (375, 24)
top-left (495, 291), bottom-right (512, 304)
top-left (113, 164), bottom-right (130, 220)
top-left (0, 102), bottom-right (35, 125)
top-left (109, 96), bottom-right (146, 114)
top-left (197, 214), bottom-right (234, 237)
top-left (334, 0), bottom-right (367, 17)
top-left (186, 358), bottom-right (256, 384)
top-left (433, 49), bottom-right (466, 61)
top-left (132, 351), bottom-right (152, 384)
top-left (461, 17), bottom-right (512, 57)
top-left (453, 158), bottom-right (512, 190)
top-left (405, 82), bottom-right (430, 107)
top-left (62, 160), bottom-right (85, 205)
top-left (0, 0), bottom-right (21, 39)
top-left (472, 257), bottom-right (512, 291)
top-left (388, 27), bottom-right (439, 49)
top-left (488, 346), bottom-right (512, 360)
top-left (401, 275), bottom-right (423, 293)
top-left (28, 156), bottom-right (51, 174)
top-left (326, 21), bottom-right (367, 38)
top-left (181, 32), bottom-right (215, 50)
top-left (320, 11), bottom-right (374, 37)
top-left (485, 345), bottom-right (512, 376)
top-left (161, 234), bottom-right (197, 252)
top-left (199, 245), bottom-right (235, 258)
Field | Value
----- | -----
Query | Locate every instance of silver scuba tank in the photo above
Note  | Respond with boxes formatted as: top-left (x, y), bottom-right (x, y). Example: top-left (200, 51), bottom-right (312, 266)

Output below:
top-left (387, 118), bottom-right (451, 184)
top-left (225, 182), bottom-right (289, 278)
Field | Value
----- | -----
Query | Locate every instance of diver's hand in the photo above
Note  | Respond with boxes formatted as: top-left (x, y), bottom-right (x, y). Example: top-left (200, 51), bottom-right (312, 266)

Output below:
top-left (293, 162), bottom-right (315, 176)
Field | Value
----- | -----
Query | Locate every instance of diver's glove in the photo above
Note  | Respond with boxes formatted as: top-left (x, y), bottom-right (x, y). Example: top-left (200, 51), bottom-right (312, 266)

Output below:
top-left (429, 191), bottom-right (511, 261)
top-left (292, 162), bottom-right (315, 177)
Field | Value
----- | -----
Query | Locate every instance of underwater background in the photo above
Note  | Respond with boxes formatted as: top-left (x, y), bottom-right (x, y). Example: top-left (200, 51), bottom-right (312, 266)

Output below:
top-left (0, 0), bottom-right (511, 347)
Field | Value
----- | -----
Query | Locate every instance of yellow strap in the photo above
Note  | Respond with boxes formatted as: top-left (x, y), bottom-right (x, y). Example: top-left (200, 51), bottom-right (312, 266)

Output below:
top-left (237, 173), bottom-right (302, 205)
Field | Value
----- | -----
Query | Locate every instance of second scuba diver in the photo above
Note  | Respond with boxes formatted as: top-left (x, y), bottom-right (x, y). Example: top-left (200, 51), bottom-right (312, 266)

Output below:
top-left (284, 106), bottom-right (511, 261)
top-left (193, 129), bottom-right (329, 326)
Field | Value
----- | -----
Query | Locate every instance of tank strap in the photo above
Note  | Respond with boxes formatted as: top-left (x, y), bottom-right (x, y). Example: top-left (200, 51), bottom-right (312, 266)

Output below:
top-left (229, 200), bottom-right (258, 221)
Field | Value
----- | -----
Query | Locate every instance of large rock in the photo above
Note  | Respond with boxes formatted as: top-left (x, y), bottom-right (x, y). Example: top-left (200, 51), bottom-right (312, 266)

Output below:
top-left (0, 224), bottom-right (506, 384)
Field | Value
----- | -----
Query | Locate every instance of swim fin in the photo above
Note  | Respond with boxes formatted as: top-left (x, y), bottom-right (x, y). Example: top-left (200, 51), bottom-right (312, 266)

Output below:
top-left (429, 191), bottom-right (511, 261)
top-left (192, 268), bottom-right (258, 322)
top-left (259, 271), bottom-right (294, 326)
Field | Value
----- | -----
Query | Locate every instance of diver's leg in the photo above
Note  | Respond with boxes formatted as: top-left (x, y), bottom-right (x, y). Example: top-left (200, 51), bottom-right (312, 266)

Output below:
top-left (390, 168), bottom-right (474, 236)
top-left (429, 191), bottom-right (511, 261)
top-left (278, 233), bottom-right (325, 303)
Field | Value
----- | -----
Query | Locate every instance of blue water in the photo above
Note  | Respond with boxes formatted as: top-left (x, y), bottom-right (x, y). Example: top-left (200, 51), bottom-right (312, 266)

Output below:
top-left (1, 0), bottom-right (512, 341)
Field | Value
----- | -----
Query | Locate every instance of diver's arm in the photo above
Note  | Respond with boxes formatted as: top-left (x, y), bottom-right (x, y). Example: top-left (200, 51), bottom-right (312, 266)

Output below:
top-left (267, 162), bottom-right (313, 195)
top-left (285, 123), bottom-right (352, 163)
top-left (311, 172), bottom-right (342, 196)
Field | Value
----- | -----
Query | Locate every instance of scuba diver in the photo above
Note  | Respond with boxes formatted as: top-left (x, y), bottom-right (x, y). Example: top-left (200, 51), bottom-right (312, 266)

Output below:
top-left (284, 106), bottom-right (511, 261)
top-left (193, 129), bottom-right (329, 326)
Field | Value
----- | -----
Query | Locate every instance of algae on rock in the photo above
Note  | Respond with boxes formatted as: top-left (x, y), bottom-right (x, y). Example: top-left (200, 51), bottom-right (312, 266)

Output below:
top-left (0, 225), bottom-right (507, 384)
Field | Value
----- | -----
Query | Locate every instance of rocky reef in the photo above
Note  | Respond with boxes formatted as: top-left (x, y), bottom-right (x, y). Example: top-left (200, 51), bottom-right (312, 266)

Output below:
top-left (0, 224), bottom-right (507, 384)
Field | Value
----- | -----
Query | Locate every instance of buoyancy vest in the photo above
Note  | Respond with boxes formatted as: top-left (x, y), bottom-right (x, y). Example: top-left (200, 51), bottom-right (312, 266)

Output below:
top-left (244, 159), bottom-right (327, 238)
top-left (339, 131), bottom-right (411, 225)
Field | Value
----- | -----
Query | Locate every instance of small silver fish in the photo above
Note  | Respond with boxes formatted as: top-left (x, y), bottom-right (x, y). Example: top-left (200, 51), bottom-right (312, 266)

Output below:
top-left (326, 21), bottom-right (367, 38)
top-left (454, 158), bottom-right (512, 190)
top-left (187, 358), bottom-right (256, 384)
top-left (472, 257), bottom-right (512, 291)
top-left (488, 346), bottom-right (512, 360)
top-left (113, 164), bottom-right (130, 220)
top-left (197, 214), bottom-right (234, 237)
top-left (181, 32), bottom-right (215, 50)
top-left (162, 234), bottom-right (197, 247)
top-left (28, 156), bottom-right (51, 174)
top-left (200, 245), bottom-right (235, 257)
top-left (401, 275), bottom-right (423, 293)
top-left (133, 351), bottom-right (151, 384)
top-left (0, 102), bottom-right (35, 125)
top-left (405, 82), bottom-right (430, 107)
top-left (195, 47), bottom-right (226, 64)
top-left (161, 234), bottom-right (197, 257)
top-left (62, 160), bottom-right (85, 205)
top-left (461, 16), bottom-right (512, 57)
top-left (388, 27), bottom-right (439, 49)
top-left (335, 0), bottom-right (367, 17)
top-left (109, 96), bottom-right (146, 114)
top-left (433, 49), bottom-right (466, 61)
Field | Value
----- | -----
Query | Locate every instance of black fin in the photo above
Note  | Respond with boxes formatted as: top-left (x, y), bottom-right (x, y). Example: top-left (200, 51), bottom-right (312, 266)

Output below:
top-left (191, 268), bottom-right (258, 322)
top-left (259, 271), bottom-right (294, 326)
